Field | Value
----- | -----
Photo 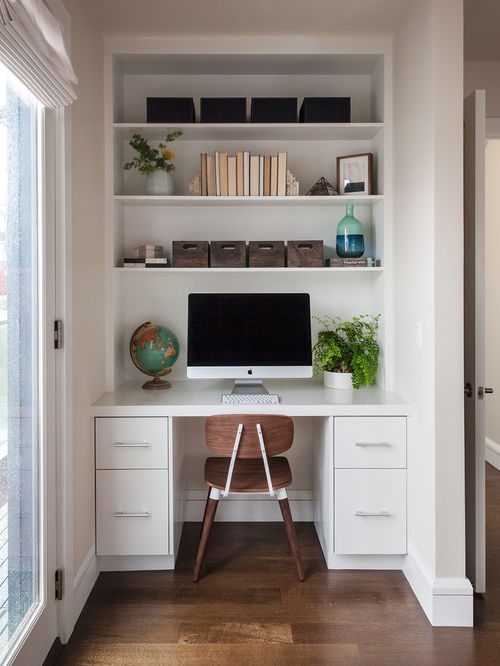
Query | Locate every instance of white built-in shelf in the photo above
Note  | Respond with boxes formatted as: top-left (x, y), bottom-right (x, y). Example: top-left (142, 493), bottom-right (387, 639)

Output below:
top-left (115, 267), bottom-right (384, 274)
top-left (114, 122), bottom-right (384, 142)
top-left (114, 195), bottom-right (384, 207)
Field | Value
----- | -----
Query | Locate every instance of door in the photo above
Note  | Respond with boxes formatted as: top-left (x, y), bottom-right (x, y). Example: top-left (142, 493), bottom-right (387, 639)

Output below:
top-left (464, 90), bottom-right (487, 593)
top-left (0, 64), bottom-right (58, 664)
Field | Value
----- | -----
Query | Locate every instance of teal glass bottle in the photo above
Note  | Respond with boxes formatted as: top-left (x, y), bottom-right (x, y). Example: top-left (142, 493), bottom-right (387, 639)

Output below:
top-left (336, 204), bottom-right (364, 258)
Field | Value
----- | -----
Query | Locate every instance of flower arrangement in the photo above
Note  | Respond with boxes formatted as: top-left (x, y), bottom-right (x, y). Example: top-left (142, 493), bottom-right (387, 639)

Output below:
top-left (123, 131), bottom-right (183, 174)
top-left (312, 314), bottom-right (381, 389)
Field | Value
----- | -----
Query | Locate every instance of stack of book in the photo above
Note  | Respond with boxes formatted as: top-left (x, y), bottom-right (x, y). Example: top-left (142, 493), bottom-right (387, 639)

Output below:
top-left (191, 151), bottom-right (299, 197)
top-left (123, 244), bottom-right (168, 269)
top-left (326, 257), bottom-right (378, 267)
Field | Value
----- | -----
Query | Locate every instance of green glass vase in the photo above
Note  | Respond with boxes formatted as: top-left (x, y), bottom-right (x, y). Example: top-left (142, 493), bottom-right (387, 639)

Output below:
top-left (336, 204), bottom-right (364, 258)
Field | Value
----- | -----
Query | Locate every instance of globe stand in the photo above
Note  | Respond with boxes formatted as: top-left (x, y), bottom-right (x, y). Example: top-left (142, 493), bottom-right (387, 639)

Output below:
top-left (142, 370), bottom-right (172, 391)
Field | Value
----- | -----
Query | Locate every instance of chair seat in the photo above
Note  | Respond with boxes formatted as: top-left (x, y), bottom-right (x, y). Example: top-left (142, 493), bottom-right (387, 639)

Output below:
top-left (204, 456), bottom-right (292, 492)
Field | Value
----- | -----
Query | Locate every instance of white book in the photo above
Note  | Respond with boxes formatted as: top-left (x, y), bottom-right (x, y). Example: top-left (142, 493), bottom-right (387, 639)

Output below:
top-left (243, 151), bottom-right (250, 196)
top-left (259, 156), bottom-right (264, 196)
top-left (215, 151), bottom-right (221, 196)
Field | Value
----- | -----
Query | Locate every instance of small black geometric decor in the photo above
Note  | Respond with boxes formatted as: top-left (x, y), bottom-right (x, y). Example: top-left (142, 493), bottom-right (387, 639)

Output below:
top-left (306, 177), bottom-right (338, 196)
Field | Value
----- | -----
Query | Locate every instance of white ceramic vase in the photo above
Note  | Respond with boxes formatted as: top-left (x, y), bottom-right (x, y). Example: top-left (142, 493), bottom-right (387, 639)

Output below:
top-left (145, 169), bottom-right (174, 195)
top-left (323, 370), bottom-right (353, 389)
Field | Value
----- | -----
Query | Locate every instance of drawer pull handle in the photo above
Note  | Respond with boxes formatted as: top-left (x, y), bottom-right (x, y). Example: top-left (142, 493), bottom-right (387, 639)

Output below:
top-left (355, 510), bottom-right (391, 517)
top-left (113, 442), bottom-right (150, 448)
top-left (113, 511), bottom-right (150, 518)
top-left (354, 441), bottom-right (390, 447)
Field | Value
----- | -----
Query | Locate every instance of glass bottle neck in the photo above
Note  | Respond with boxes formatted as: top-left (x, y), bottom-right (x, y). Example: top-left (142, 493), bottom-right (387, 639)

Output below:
top-left (345, 204), bottom-right (354, 217)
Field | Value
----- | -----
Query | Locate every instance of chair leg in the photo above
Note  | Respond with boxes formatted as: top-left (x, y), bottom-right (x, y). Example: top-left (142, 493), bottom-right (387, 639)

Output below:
top-left (193, 492), bottom-right (219, 582)
top-left (278, 496), bottom-right (305, 581)
top-left (199, 487), bottom-right (211, 539)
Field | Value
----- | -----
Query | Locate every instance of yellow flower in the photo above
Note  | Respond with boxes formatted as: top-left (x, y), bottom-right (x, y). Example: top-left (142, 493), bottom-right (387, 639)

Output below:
top-left (162, 148), bottom-right (175, 160)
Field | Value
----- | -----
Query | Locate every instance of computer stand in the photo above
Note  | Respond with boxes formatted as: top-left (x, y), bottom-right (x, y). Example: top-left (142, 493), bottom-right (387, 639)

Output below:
top-left (231, 379), bottom-right (269, 395)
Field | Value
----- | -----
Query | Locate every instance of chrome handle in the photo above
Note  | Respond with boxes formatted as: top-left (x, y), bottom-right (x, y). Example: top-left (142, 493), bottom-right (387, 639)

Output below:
top-left (113, 442), bottom-right (150, 448)
top-left (113, 511), bottom-right (150, 518)
top-left (355, 510), bottom-right (390, 517)
top-left (354, 441), bottom-right (390, 447)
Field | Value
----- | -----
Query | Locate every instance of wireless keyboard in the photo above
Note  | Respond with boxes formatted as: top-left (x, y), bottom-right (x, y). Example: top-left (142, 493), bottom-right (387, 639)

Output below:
top-left (221, 393), bottom-right (280, 405)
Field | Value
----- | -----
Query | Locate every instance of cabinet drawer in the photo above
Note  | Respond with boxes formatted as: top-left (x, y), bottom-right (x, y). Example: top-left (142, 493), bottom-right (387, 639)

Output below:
top-left (334, 417), bottom-right (406, 468)
top-left (95, 417), bottom-right (168, 469)
top-left (96, 470), bottom-right (169, 556)
top-left (334, 469), bottom-right (406, 554)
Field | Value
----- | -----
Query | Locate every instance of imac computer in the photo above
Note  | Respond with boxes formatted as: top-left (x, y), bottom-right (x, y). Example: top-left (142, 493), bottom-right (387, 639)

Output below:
top-left (187, 293), bottom-right (312, 398)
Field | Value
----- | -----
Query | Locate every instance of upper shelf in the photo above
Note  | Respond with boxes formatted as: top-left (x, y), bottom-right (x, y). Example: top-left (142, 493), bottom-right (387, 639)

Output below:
top-left (114, 122), bottom-right (384, 142)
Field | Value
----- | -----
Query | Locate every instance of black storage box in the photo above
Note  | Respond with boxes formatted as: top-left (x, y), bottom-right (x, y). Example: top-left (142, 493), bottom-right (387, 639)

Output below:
top-left (299, 97), bottom-right (351, 123)
top-left (147, 97), bottom-right (195, 123)
top-left (200, 98), bottom-right (246, 123)
top-left (251, 98), bottom-right (297, 123)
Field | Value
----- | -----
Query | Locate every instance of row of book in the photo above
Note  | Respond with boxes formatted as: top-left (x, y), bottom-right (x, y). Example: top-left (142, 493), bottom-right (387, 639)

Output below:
top-left (190, 151), bottom-right (299, 197)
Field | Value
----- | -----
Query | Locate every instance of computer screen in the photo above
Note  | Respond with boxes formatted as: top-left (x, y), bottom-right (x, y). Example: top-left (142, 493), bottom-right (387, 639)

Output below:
top-left (187, 293), bottom-right (312, 379)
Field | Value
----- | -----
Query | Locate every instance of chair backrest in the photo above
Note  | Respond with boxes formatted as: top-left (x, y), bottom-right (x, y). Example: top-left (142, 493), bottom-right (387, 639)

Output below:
top-left (205, 414), bottom-right (294, 458)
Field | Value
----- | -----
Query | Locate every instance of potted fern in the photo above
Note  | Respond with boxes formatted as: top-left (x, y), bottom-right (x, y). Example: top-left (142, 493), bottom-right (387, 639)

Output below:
top-left (312, 314), bottom-right (381, 389)
top-left (123, 130), bottom-right (182, 195)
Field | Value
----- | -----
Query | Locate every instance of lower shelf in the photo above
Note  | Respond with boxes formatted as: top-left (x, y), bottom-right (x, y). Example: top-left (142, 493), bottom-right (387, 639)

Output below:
top-left (115, 266), bottom-right (384, 273)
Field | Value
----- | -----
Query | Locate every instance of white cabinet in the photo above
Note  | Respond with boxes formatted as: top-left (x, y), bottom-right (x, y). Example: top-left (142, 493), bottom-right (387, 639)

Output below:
top-left (333, 416), bottom-right (407, 556)
top-left (95, 416), bottom-right (170, 557)
top-left (96, 469), bottom-right (169, 556)
top-left (95, 417), bottom-right (168, 469)
top-left (334, 469), bottom-right (406, 554)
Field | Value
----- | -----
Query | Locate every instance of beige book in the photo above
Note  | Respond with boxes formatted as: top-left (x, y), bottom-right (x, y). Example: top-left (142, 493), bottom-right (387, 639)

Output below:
top-left (270, 156), bottom-right (278, 196)
top-left (228, 156), bottom-right (237, 196)
top-left (277, 151), bottom-right (287, 196)
top-left (207, 155), bottom-right (216, 196)
top-left (250, 155), bottom-right (260, 196)
top-left (201, 153), bottom-right (207, 196)
top-left (236, 151), bottom-right (244, 196)
top-left (219, 152), bottom-right (228, 196)
top-left (263, 156), bottom-right (271, 196)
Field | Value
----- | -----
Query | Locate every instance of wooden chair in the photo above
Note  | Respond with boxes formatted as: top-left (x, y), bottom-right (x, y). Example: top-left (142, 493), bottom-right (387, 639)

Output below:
top-left (193, 414), bottom-right (305, 582)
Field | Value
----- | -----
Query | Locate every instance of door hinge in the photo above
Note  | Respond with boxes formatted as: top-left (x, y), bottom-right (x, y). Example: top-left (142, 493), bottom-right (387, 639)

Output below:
top-left (55, 569), bottom-right (63, 600)
top-left (54, 320), bottom-right (63, 349)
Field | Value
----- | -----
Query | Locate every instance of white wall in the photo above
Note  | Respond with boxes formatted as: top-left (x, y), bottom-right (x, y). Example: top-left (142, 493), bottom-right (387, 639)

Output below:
top-left (393, 0), bottom-right (465, 579)
top-left (485, 140), bottom-right (500, 448)
top-left (62, 0), bottom-right (106, 574)
top-left (464, 61), bottom-right (500, 117)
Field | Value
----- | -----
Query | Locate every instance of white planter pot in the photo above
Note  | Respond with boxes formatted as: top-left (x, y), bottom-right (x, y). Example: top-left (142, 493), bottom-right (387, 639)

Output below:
top-left (145, 169), bottom-right (174, 195)
top-left (324, 371), bottom-right (353, 389)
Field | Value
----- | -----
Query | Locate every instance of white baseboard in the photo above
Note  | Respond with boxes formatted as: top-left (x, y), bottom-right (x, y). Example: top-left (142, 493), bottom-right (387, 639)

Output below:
top-left (326, 553), bottom-right (405, 570)
top-left (403, 546), bottom-right (473, 626)
top-left (72, 545), bottom-right (99, 629)
top-left (485, 437), bottom-right (500, 470)
top-left (183, 489), bottom-right (313, 522)
top-left (98, 554), bottom-right (175, 571)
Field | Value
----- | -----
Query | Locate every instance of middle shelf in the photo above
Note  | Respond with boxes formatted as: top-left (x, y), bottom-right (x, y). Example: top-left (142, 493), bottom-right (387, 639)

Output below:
top-left (114, 194), bottom-right (384, 207)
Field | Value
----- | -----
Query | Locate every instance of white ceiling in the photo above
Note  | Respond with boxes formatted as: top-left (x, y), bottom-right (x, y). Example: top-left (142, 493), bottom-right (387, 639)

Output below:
top-left (465, 0), bottom-right (500, 60)
top-left (83, 0), bottom-right (411, 37)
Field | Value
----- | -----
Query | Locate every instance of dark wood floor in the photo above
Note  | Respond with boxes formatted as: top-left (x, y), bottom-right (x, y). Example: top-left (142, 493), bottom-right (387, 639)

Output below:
top-left (55, 465), bottom-right (500, 665)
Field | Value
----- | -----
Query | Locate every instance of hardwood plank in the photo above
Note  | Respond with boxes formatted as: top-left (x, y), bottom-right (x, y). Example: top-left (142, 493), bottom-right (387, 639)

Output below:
top-left (56, 642), bottom-right (360, 665)
top-left (178, 622), bottom-right (293, 644)
top-left (70, 605), bottom-right (179, 644)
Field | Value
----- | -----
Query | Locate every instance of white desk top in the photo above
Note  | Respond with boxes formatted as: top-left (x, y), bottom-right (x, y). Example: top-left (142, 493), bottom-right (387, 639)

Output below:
top-left (91, 379), bottom-right (410, 417)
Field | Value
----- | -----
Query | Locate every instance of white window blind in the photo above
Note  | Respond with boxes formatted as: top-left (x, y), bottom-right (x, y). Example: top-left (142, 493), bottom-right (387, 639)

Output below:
top-left (0, 0), bottom-right (77, 108)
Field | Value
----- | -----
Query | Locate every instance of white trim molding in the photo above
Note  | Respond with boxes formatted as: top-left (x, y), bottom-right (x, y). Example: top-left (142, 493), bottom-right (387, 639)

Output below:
top-left (71, 547), bottom-right (99, 633)
top-left (485, 437), bottom-right (500, 470)
top-left (403, 546), bottom-right (473, 626)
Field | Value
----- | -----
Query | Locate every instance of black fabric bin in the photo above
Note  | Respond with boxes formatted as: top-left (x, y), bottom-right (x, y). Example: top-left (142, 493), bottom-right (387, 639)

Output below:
top-left (147, 97), bottom-right (195, 123)
top-left (299, 97), bottom-right (351, 123)
top-left (200, 98), bottom-right (246, 123)
top-left (250, 97), bottom-right (297, 123)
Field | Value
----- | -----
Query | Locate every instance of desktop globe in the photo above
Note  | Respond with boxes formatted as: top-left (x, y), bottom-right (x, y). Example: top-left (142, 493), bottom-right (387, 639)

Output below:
top-left (129, 321), bottom-right (179, 390)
